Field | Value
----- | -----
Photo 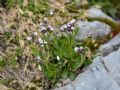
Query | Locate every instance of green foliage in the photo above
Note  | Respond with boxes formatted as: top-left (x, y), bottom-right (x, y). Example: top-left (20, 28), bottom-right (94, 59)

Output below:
top-left (6, 0), bottom-right (49, 14)
top-left (0, 56), bottom-right (6, 68)
top-left (6, 0), bottom-right (23, 8)
top-left (27, 0), bottom-right (49, 14)
top-left (31, 31), bottom-right (91, 84)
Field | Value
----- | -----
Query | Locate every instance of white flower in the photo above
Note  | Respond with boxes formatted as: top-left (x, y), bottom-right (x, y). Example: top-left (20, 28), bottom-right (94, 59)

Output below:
top-left (74, 47), bottom-right (79, 52)
top-left (71, 27), bottom-right (75, 30)
top-left (41, 44), bottom-right (44, 47)
top-left (74, 46), bottom-right (83, 53)
top-left (40, 26), bottom-right (47, 32)
top-left (60, 26), bottom-right (64, 31)
top-left (40, 26), bottom-right (46, 30)
top-left (36, 56), bottom-right (41, 62)
top-left (33, 32), bottom-right (38, 36)
top-left (50, 27), bottom-right (54, 31)
top-left (67, 22), bottom-right (71, 27)
top-left (50, 10), bottom-right (54, 15)
top-left (63, 24), bottom-right (67, 29)
top-left (79, 46), bottom-right (83, 50)
top-left (87, 33), bottom-right (92, 38)
top-left (38, 65), bottom-right (42, 71)
top-left (44, 17), bottom-right (48, 21)
top-left (48, 25), bottom-right (54, 31)
top-left (38, 38), bottom-right (43, 44)
top-left (27, 36), bottom-right (32, 41)
top-left (40, 22), bottom-right (43, 26)
top-left (70, 19), bottom-right (76, 24)
top-left (43, 40), bottom-right (47, 44)
top-left (57, 56), bottom-right (60, 61)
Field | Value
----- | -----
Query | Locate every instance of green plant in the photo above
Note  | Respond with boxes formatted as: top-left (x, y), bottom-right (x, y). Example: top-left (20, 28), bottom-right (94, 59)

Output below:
top-left (31, 29), bottom-right (91, 85)
top-left (6, 0), bottom-right (49, 14)
top-left (6, 0), bottom-right (23, 9)
top-left (27, 0), bottom-right (49, 14)
top-left (0, 55), bottom-right (6, 69)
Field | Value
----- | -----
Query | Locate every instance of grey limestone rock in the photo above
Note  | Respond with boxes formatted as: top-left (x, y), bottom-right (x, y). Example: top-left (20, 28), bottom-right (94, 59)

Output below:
top-left (99, 32), bottom-right (120, 55)
top-left (87, 7), bottom-right (114, 21)
top-left (75, 21), bottom-right (111, 41)
top-left (86, 7), bottom-right (119, 28)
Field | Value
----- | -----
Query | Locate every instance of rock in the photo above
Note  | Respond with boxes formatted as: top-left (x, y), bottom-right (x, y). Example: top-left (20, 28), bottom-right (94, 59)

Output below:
top-left (86, 7), bottom-right (119, 28)
top-left (87, 7), bottom-right (114, 21)
top-left (54, 48), bottom-right (120, 90)
top-left (99, 32), bottom-right (120, 55)
top-left (75, 21), bottom-right (111, 41)
top-left (103, 48), bottom-right (120, 86)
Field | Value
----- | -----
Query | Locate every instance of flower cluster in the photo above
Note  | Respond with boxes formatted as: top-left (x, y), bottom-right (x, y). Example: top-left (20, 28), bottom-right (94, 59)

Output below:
top-left (27, 31), bottom-right (47, 48)
top-left (74, 46), bottom-right (84, 53)
top-left (37, 38), bottom-right (47, 47)
top-left (60, 19), bottom-right (76, 32)
top-left (39, 17), bottom-right (54, 32)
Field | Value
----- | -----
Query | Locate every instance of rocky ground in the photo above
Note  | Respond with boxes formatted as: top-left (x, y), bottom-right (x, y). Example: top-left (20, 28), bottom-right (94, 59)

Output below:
top-left (0, 0), bottom-right (120, 90)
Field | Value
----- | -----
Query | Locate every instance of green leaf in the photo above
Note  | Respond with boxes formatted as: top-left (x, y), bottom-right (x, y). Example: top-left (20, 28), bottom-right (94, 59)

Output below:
top-left (0, 56), bottom-right (6, 68)
top-left (71, 59), bottom-right (82, 71)
top-left (43, 63), bottom-right (60, 80)
top-left (69, 71), bottom-right (77, 80)
top-left (61, 70), bottom-right (68, 79)
top-left (31, 47), bottom-right (40, 56)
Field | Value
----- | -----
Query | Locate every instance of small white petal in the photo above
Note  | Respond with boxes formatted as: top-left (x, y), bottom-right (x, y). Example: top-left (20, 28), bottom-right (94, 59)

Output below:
top-left (74, 47), bottom-right (79, 52)
top-left (36, 56), bottom-right (41, 61)
top-left (41, 44), bottom-right (44, 47)
top-left (33, 32), bottom-right (38, 36)
top-left (63, 24), bottom-right (67, 29)
top-left (70, 19), bottom-right (76, 24)
top-left (48, 25), bottom-right (54, 31)
top-left (27, 36), bottom-right (32, 41)
top-left (60, 27), bottom-right (64, 31)
top-left (44, 17), bottom-right (48, 21)
top-left (67, 23), bottom-right (71, 27)
top-left (43, 40), bottom-right (47, 44)
top-left (38, 65), bottom-right (42, 71)
top-left (41, 26), bottom-right (46, 30)
top-left (38, 38), bottom-right (43, 44)
top-left (80, 46), bottom-right (83, 50)
top-left (57, 56), bottom-right (60, 61)
top-left (50, 27), bottom-right (54, 31)
top-left (40, 23), bottom-right (43, 26)
top-left (71, 27), bottom-right (75, 30)
top-left (50, 10), bottom-right (54, 15)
